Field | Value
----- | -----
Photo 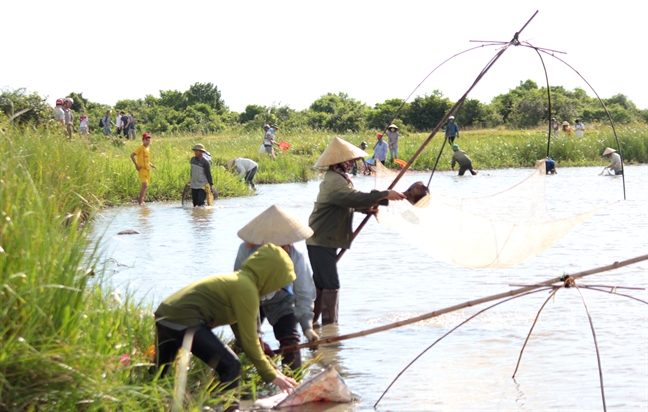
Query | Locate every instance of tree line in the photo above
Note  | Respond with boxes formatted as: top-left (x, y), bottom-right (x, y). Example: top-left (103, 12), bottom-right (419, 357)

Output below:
top-left (2, 80), bottom-right (647, 134)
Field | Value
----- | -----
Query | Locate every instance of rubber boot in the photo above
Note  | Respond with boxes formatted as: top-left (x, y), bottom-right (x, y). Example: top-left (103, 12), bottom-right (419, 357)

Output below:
top-left (279, 336), bottom-right (302, 370)
top-left (321, 289), bottom-right (339, 325)
top-left (313, 288), bottom-right (323, 325)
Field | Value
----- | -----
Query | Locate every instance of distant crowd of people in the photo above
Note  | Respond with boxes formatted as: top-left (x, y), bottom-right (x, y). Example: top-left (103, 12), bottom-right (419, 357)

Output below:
top-left (549, 117), bottom-right (586, 138)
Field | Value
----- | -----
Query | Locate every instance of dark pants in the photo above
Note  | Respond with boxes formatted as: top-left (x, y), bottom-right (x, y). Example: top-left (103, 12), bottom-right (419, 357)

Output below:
top-left (447, 136), bottom-right (457, 144)
top-left (155, 322), bottom-right (240, 387)
top-left (245, 166), bottom-right (258, 188)
top-left (307, 245), bottom-right (340, 290)
top-left (192, 188), bottom-right (207, 207)
top-left (458, 163), bottom-right (477, 176)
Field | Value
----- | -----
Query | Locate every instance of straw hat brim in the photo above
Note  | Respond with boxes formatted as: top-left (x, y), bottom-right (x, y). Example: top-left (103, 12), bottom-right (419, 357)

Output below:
top-left (237, 205), bottom-right (313, 245)
top-left (388, 124), bottom-right (399, 129)
top-left (603, 147), bottom-right (616, 155)
top-left (314, 137), bottom-right (369, 167)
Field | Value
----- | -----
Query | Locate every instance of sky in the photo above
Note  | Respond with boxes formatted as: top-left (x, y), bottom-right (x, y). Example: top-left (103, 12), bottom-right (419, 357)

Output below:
top-left (1, 0), bottom-right (647, 113)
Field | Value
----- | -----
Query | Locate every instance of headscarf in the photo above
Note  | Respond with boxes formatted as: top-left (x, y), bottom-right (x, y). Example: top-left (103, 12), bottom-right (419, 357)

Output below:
top-left (331, 161), bottom-right (354, 184)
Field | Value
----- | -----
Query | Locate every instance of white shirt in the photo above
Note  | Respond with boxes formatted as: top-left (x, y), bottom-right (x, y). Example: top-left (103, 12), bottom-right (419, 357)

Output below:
top-left (574, 123), bottom-right (585, 138)
top-left (233, 158), bottom-right (258, 178)
top-left (116, 115), bottom-right (122, 128)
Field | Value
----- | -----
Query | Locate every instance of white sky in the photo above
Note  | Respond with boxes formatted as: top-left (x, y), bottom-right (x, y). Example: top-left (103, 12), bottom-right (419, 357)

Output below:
top-left (1, 0), bottom-right (647, 112)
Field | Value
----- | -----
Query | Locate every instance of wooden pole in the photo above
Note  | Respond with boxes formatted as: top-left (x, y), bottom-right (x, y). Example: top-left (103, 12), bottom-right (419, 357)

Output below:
top-left (279, 255), bottom-right (648, 353)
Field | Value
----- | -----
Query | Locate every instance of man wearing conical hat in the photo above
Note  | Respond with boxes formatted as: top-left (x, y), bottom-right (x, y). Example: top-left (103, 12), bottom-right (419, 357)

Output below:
top-left (190, 143), bottom-right (216, 207)
top-left (602, 147), bottom-right (623, 175)
top-left (306, 137), bottom-right (406, 325)
top-left (233, 205), bottom-right (318, 370)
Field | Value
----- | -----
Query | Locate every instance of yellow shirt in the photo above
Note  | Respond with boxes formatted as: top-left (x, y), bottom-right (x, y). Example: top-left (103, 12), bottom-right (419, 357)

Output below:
top-left (133, 145), bottom-right (150, 170)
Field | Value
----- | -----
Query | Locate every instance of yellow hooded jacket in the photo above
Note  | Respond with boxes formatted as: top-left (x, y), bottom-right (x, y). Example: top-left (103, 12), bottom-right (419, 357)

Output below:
top-left (154, 244), bottom-right (296, 382)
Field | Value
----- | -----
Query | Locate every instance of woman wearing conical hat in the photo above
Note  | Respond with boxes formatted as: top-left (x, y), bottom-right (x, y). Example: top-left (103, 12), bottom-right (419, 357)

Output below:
top-left (233, 205), bottom-right (318, 370)
top-left (306, 137), bottom-right (406, 325)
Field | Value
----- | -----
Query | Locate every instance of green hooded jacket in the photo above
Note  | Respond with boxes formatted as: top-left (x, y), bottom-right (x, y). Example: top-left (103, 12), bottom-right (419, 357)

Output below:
top-left (154, 244), bottom-right (296, 382)
top-left (306, 169), bottom-right (388, 249)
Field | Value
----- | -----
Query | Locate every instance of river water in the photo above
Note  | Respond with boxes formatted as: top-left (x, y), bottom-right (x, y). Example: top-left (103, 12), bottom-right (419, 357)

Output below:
top-left (90, 165), bottom-right (648, 411)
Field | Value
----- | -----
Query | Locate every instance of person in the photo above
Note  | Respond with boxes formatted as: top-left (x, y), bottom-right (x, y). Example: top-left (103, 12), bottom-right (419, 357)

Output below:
top-left (190, 143), bottom-right (216, 207)
top-left (351, 141), bottom-right (369, 176)
top-left (226, 158), bottom-right (258, 188)
top-left (53, 98), bottom-right (65, 127)
top-left (562, 121), bottom-right (572, 137)
top-left (79, 110), bottom-right (90, 137)
top-left (574, 119), bottom-right (585, 138)
top-left (115, 111), bottom-right (123, 138)
top-left (264, 124), bottom-right (278, 159)
top-left (387, 124), bottom-right (399, 162)
top-left (373, 133), bottom-right (388, 165)
top-left (445, 115), bottom-right (459, 144)
top-left (130, 133), bottom-right (157, 205)
top-left (549, 117), bottom-right (559, 137)
top-left (102, 110), bottom-right (112, 137)
top-left (63, 97), bottom-right (74, 139)
top-left (154, 244), bottom-right (298, 391)
top-left (127, 112), bottom-right (137, 140)
top-left (233, 205), bottom-right (319, 370)
top-left (306, 137), bottom-right (406, 325)
top-left (451, 144), bottom-right (477, 176)
top-left (603, 147), bottom-right (623, 175)
top-left (545, 157), bottom-right (557, 174)
top-left (121, 112), bottom-right (131, 140)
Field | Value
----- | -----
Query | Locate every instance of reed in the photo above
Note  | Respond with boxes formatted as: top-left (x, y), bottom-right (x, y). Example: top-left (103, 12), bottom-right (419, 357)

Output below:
top-left (0, 125), bottom-right (298, 411)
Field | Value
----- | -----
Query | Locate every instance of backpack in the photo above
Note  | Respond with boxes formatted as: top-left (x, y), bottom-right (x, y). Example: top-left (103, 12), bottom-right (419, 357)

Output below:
top-left (99, 117), bottom-right (104, 128)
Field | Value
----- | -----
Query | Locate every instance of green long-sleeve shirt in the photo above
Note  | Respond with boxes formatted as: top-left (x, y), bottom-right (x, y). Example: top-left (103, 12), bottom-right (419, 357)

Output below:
top-left (154, 244), bottom-right (296, 382)
top-left (306, 169), bottom-right (388, 249)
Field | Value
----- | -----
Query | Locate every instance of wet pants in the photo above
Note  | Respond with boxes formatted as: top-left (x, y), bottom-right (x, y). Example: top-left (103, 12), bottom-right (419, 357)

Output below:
top-left (155, 322), bottom-right (240, 388)
top-left (191, 188), bottom-right (207, 207)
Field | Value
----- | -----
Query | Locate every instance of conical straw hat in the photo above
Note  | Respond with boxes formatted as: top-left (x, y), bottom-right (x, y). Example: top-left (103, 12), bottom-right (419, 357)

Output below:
top-left (603, 147), bottom-right (616, 155)
top-left (237, 205), bottom-right (313, 245)
top-left (314, 137), bottom-right (369, 167)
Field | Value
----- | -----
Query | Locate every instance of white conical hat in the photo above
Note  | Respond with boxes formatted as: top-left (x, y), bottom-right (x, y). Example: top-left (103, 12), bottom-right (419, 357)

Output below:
top-left (603, 147), bottom-right (616, 155)
top-left (237, 205), bottom-right (313, 245)
top-left (314, 137), bottom-right (368, 167)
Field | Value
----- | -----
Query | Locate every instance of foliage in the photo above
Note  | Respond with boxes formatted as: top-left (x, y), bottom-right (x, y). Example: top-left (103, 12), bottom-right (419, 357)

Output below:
top-left (308, 92), bottom-right (369, 132)
top-left (0, 87), bottom-right (55, 126)
top-left (402, 91), bottom-right (452, 131)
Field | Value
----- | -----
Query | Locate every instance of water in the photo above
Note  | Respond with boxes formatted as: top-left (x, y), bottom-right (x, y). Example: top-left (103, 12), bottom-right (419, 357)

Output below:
top-left (90, 166), bottom-right (648, 411)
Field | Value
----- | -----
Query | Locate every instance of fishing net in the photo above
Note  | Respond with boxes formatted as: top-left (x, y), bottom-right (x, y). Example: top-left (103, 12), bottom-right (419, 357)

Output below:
top-left (375, 161), bottom-right (601, 268)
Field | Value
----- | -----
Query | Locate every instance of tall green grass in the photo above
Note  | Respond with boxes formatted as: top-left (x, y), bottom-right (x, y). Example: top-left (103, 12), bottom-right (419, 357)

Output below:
top-left (0, 125), bottom-right (307, 411)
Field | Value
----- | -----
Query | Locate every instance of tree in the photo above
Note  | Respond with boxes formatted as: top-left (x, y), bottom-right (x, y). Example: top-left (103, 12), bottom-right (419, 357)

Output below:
top-left (367, 98), bottom-right (407, 129)
top-left (0, 87), bottom-right (54, 126)
top-left (184, 82), bottom-right (225, 113)
top-left (307, 92), bottom-right (369, 132)
top-left (402, 91), bottom-right (452, 131)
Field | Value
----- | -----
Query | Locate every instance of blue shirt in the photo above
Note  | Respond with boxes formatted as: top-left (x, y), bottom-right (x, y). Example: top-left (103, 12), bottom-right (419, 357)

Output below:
top-left (374, 140), bottom-right (388, 162)
top-left (445, 122), bottom-right (459, 138)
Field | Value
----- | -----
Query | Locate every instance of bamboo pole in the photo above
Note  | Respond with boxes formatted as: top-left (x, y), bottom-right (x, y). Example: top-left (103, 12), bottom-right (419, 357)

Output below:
top-left (279, 254), bottom-right (648, 353)
top-left (336, 13), bottom-right (537, 262)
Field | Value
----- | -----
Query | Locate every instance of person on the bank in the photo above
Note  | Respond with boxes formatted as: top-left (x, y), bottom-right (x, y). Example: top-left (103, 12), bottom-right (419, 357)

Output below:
top-left (445, 115), bottom-right (459, 144)
top-left (264, 124), bottom-right (278, 159)
top-left (190, 143), bottom-right (216, 207)
top-left (233, 205), bottom-right (318, 370)
top-left (226, 157), bottom-right (258, 188)
top-left (54, 98), bottom-right (65, 127)
top-left (306, 137), bottom-right (406, 325)
top-left (130, 133), bottom-right (157, 205)
top-left (387, 124), bottom-right (399, 162)
top-left (154, 244), bottom-right (298, 391)
top-left (63, 97), bottom-right (74, 139)
top-left (603, 147), bottom-right (623, 175)
top-left (451, 144), bottom-right (477, 176)
top-left (373, 133), bottom-right (388, 165)
top-left (545, 157), bottom-right (557, 174)
top-left (574, 119), bottom-right (585, 138)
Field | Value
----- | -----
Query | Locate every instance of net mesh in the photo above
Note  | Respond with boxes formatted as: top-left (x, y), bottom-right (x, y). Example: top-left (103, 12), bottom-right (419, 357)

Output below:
top-left (375, 161), bottom-right (601, 268)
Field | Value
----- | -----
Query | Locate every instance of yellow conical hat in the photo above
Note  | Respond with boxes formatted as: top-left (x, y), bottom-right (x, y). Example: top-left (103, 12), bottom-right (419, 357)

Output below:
top-left (237, 205), bottom-right (313, 245)
top-left (314, 137), bottom-right (369, 167)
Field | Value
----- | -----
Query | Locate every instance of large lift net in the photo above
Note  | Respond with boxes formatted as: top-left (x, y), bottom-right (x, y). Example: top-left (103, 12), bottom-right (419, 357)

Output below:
top-left (375, 161), bottom-right (602, 268)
